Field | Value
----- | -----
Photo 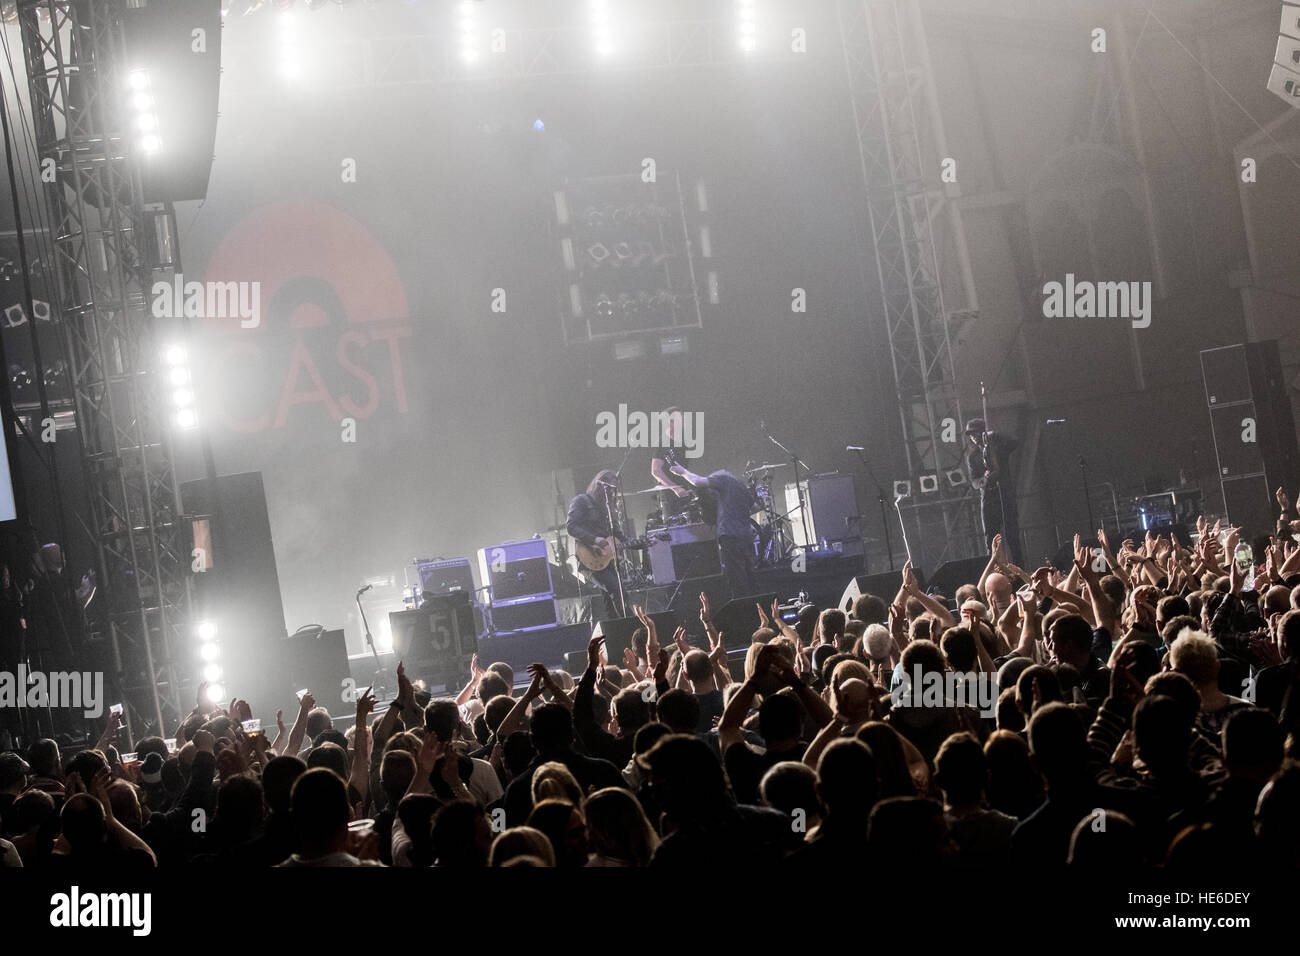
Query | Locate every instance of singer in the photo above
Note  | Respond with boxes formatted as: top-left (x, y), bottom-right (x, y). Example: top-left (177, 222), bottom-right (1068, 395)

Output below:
top-left (964, 418), bottom-right (1022, 562)
top-left (566, 469), bottom-right (626, 616)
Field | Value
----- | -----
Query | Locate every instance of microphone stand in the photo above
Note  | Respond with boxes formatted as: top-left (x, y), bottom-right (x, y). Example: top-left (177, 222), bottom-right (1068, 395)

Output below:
top-left (893, 496), bottom-right (914, 564)
top-left (765, 426), bottom-right (813, 550)
top-left (851, 447), bottom-right (894, 570)
top-left (980, 381), bottom-right (1012, 558)
top-left (356, 588), bottom-right (380, 665)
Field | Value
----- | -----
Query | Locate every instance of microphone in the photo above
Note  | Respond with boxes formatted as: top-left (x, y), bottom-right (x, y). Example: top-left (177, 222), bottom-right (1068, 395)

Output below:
top-left (356, 583), bottom-right (373, 595)
top-left (845, 445), bottom-right (864, 452)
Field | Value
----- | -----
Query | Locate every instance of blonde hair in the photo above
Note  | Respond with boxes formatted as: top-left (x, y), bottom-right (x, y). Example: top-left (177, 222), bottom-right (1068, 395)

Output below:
top-left (583, 787), bottom-right (658, 866)
top-left (1168, 630), bottom-right (1220, 686)
top-left (531, 761), bottom-right (583, 805)
top-left (490, 826), bottom-right (556, 867)
top-left (831, 659), bottom-right (873, 687)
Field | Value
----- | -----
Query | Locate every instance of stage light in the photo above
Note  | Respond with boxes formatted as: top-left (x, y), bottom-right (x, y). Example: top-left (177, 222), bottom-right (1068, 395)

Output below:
top-left (130, 92), bottom-right (154, 112)
top-left (172, 387), bottom-right (195, 408)
top-left (458, 0), bottom-right (479, 64)
top-left (893, 480), bottom-right (912, 498)
top-left (945, 469), bottom-right (967, 487)
top-left (196, 620), bottom-right (218, 641)
top-left (127, 69), bottom-right (150, 91)
top-left (532, 118), bottom-right (546, 132)
top-left (163, 345), bottom-right (187, 367)
top-left (169, 367), bottom-right (191, 386)
top-left (175, 408), bottom-right (198, 429)
top-left (919, 474), bottom-right (939, 494)
top-left (589, 0), bottom-right (615, 57)
top-left (139, 134), bottom-right (161, 154)
top-left (206, 683), bottom-right (226, 703)
top-left (202, 663), bottom-right (224, 683)
top-left (135, 113), bottom-right (159, 132)
top-left (736, 0), bottom-right (758, 53)
top-left (199, 642), bottom-right (220, 662)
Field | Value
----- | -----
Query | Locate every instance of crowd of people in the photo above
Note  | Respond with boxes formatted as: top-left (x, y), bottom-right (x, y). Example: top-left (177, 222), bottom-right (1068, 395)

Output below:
top-left (2, 508), bottom-right (1300, 870)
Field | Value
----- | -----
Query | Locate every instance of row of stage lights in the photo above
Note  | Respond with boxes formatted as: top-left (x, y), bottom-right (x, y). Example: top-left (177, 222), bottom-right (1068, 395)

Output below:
top-left (196, 619), bottom-right (225, 704)
top-left (162, 344), bottom-right (198, 431)
top-left (244, 0), bottom-right (770, 64)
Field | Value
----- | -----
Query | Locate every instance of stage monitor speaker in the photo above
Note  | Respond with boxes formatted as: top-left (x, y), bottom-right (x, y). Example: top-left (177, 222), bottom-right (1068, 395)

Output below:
top-left (490, 598), bottom-right (558, 634)
top-left (712, 593), bottom-right (780, 648)
top-left (1221, 476), bottom-right (1274, 543)
top-left (1201, 342), bottom-right (1300, 522)
top-left (280, 627), bottom-right (351, 720)
top-left (838, 569), bottom-right (922, 615)
top-left (808, 474), bottom-right (861, 550)
top-left (927, 557), bottom-right (994, 600)
top-left (416, 558), bottom-right (476, 597)
top-left (563, 650), bottom-right (588, 674)
top-left (592, 611), bottom-right (678, 663)
top-left (390, 592), bottom-right (476, 689)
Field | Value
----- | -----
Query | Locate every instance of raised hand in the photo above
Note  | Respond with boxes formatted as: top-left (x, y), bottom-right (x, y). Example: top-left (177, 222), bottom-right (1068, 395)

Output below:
top-left (902, 559), bottom-right (918, 592)
top-left (396, 660), bottom-right (414, 706)
top-left (622, 645), bottom-right (637, 670)
top-left (587, 636), bottom-right (606, 674)
top-left (1278, 487), bottom-right (1292, 514)
top-left (990, 533), bottom-right (1003, 558)
top-left (672, 626), bottom-right (690, 658)
top-left (755, 601), bottom-right (773, 629)
top-left (299, 691), bottom-right (316, 714)
top-left (355, 685), bottom-right (376, 723)
top-left (698, 592), bottom-right (713, 628)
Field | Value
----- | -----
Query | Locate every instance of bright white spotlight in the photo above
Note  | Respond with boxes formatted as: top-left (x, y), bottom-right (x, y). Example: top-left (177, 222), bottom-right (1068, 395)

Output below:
top-left (127, 69), bottom-right (150, 91)
top-left (131, 92), bottom-right (154, 112)
top-left (175, 408), bottom-right (198, 429)
top-left (202, 663), bottom-right (224, 683)
top-left (169, 367), bottom-right (191, 386)
top-left (196, 619), bottom-right (218, 640)
top-left (199, 642), bottom-right (221, 662)
top-left (139, 134), bottom-right (161, 154)
top-left (172, 387), bottom-right (194, 408)
top-left (134, 113), bottom-right (158, 132)
top-left (206, 683), bottom-right (226, 702)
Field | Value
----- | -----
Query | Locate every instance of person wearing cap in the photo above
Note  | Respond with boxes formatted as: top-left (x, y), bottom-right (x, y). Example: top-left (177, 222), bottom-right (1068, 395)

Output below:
top-left (963, 418), bottom-right (1021, 563)
top-left (0, 752), bottom-right (31, 833)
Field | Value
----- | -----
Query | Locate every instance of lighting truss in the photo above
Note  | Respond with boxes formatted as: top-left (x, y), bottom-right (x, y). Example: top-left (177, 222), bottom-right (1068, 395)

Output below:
top-left (18, 0), bottom-right (190, 737)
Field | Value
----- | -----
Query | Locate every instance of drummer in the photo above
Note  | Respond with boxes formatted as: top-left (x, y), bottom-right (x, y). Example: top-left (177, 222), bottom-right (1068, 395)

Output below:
top-left (649, 407), bottom-right (696, 521)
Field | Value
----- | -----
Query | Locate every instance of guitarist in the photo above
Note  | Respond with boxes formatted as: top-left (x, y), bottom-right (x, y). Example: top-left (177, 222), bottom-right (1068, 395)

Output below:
top-left (566, 469), bottom-right (626, 616)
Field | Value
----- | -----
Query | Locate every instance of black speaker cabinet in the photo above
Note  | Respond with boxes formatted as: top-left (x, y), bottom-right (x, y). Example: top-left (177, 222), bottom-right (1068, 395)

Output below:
top-left (279, 627), bottom-right (351, 718)
top-left (592, 611), bottom-right (679, 664)
top-left (837, 570), bottom-right (923, 615)
top-left (390, 592), bottom-right (476, 690)
top-left (712, 593), bottom-right (781, 648)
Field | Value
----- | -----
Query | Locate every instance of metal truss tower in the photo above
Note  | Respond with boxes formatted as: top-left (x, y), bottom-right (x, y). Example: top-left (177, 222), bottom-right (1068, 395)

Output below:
top-left (18, 0), bottom-right (188, 737)
top-left (837, 0), bottom-right (982, 569)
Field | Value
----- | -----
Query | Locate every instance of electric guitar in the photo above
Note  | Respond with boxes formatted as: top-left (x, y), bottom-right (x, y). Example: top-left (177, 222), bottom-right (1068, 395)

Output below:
top-left (574, 532), bottom-right (670, 572)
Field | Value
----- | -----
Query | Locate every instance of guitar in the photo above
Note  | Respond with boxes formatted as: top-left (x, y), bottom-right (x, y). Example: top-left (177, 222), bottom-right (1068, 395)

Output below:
top-left (574, 532), bottom-right (670, 572)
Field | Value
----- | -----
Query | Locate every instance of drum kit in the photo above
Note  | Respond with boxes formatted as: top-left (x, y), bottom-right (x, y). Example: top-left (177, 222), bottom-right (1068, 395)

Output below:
top-left (632, 460), bottom-right (795, 568)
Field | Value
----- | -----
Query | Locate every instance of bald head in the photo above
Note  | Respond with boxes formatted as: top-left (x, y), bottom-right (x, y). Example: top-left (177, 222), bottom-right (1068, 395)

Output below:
top-left (835, 678), bottom-right (875, 723)
top-left (985, 573), bottom-right (1012, 606)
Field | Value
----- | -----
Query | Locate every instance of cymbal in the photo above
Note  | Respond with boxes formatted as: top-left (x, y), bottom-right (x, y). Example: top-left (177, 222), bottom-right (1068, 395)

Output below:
top-left (627, 485), bottom-right (680, 495)
top-left (744, 463), bottom-right (785, 474)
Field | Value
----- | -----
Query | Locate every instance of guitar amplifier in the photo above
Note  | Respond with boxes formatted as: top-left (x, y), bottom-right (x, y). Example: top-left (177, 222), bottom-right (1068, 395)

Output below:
top-left (416, 557), bottom-right (476, 597)
top-left (478, 538), bottom-right (554, 603)
top-left (648, 523), bottom-right (720, 584)
top-left (389, 592), bottom-right (475, 688)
